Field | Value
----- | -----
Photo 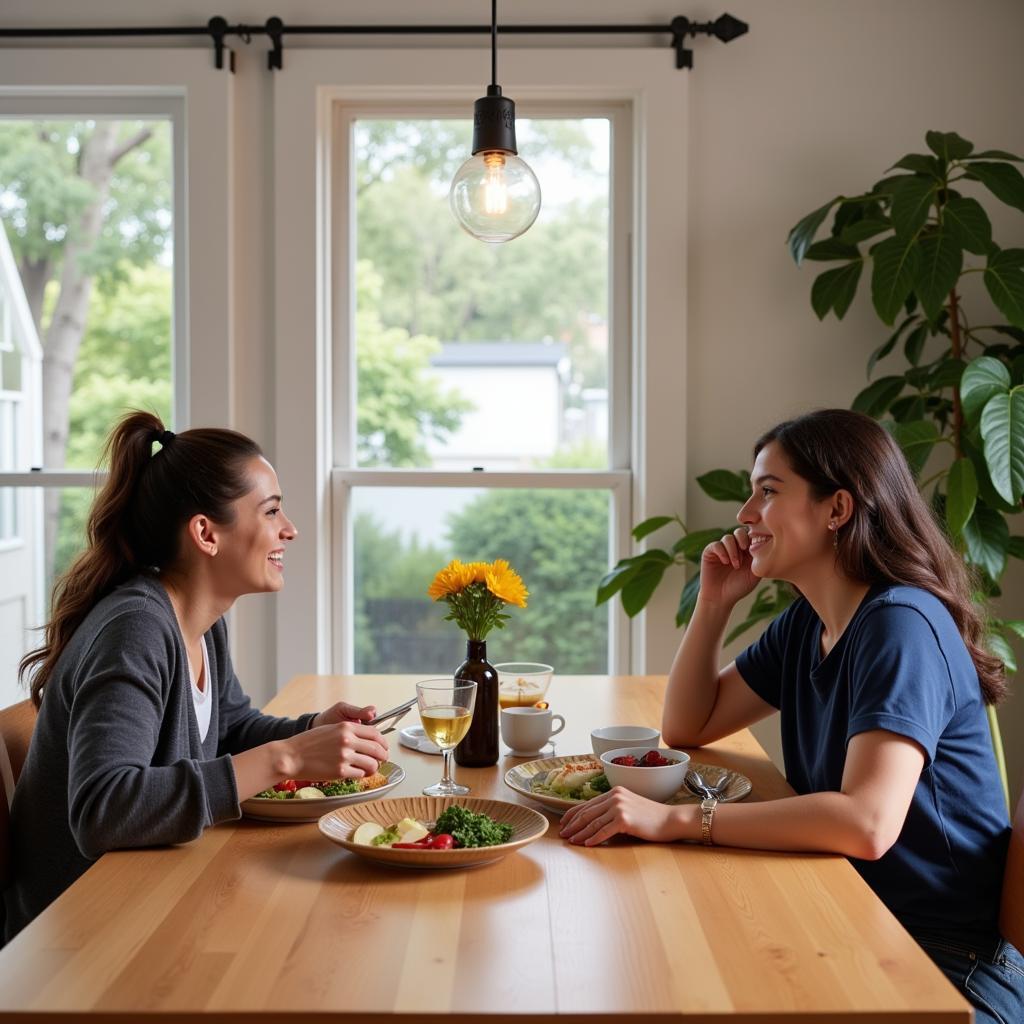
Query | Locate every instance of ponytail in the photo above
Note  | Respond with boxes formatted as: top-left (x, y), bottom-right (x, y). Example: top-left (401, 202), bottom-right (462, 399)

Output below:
top-left (19, 411), bottom-right (262, 707)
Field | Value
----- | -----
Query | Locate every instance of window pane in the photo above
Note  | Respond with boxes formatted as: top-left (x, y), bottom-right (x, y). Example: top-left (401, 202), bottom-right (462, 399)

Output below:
top-left (0, 118), bottom-right (174, 471)
top-left (0, 486), bottom-right (91, 708)
top-left (352, 486), bottom-right (611, 674)
top-left (353, 118), bottom-right (610, 471)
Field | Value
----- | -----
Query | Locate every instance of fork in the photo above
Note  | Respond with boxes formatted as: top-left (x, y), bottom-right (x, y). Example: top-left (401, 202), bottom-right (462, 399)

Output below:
top-left (686, 768), bottom-right (731, 800)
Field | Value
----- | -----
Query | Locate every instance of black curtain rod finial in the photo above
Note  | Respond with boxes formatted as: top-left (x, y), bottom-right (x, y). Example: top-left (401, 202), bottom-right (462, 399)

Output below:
top-left (265, 16), bottom-right (284, 70)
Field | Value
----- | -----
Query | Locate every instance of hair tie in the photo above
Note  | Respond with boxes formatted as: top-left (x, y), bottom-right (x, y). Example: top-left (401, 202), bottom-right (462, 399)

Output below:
top-left (155, 429), bottom-right (175, 449)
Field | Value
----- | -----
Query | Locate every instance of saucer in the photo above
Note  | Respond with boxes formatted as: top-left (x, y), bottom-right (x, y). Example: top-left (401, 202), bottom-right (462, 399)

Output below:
top-left (399, 725), bottom-right (441, 756)
top-left (505, 743), bottom-right (554, 758)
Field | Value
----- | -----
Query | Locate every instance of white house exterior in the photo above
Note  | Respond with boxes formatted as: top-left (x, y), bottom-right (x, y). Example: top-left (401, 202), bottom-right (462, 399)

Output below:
top-left (0, 221), bottom-right (44, 708)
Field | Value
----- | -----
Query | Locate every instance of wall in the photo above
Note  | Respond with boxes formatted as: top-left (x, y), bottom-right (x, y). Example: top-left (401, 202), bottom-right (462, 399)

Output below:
top-left (3, 0), bottom-right (1023, 799)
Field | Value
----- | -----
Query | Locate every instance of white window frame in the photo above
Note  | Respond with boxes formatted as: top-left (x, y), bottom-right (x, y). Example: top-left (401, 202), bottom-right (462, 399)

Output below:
top-left (273, 48), bottom-right (688, 685)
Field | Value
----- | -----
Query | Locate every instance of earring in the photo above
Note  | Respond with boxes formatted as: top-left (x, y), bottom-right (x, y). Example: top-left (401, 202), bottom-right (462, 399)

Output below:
top-left (828, 522), bottom-right (838, 550)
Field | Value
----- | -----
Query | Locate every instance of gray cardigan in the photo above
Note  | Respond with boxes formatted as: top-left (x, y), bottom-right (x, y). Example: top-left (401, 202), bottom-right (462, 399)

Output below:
top-left (2, 574), bottom-right (315, 943)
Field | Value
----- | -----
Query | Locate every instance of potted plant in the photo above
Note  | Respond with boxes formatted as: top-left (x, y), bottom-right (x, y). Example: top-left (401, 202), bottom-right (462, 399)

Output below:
top-left (598, 131), bottom-right (1024, 665)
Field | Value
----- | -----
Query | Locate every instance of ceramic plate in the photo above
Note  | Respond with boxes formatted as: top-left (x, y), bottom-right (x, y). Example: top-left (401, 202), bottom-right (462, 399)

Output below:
top-left (504, 753), bottom-right (752, 811)
top-left (319, 795), bottom-right (548, 869)
top-left (240, 761), bottom-right (405, 822)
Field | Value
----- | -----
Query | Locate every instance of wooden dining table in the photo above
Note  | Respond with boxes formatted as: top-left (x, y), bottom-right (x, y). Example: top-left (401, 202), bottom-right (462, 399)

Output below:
top-left (0, 674), bottom-right (969, 1022)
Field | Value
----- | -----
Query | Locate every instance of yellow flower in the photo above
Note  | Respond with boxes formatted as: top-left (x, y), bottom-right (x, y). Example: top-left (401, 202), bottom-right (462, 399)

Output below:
top-left (485, 559), bottom-right (529, 608)
top-left (427, 559), bottom-right (477, 600)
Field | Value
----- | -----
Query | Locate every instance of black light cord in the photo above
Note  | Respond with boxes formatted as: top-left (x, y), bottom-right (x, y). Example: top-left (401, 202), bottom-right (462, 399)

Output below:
top-left (491, 0), bottom-right (498, 89)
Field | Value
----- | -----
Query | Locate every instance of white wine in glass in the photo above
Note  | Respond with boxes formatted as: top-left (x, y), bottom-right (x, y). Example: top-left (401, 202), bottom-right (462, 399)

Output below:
top-left (416, 678), bottom-right (477, 796)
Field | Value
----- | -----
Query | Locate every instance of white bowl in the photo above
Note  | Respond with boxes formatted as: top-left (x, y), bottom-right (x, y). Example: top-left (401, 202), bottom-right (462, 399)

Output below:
top-left (599, 746), bottom-right (690, 802)
top-left (591, 725), bottom-right (661, 757)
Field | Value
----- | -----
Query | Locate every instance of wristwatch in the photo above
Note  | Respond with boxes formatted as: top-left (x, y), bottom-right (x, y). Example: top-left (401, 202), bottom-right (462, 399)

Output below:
top-left (700, 796), bottom-right (718, 846)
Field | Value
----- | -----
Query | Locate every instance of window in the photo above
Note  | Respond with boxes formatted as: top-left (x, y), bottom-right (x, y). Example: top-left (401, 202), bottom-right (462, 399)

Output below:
top-left (0, 51), bottom-right (232, 709)
top-left (272, 49), bottom-right (687, 682)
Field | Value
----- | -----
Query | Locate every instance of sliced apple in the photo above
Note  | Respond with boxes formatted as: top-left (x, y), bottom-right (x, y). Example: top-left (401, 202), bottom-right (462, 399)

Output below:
top-left (352, 821), bottom-right (386, 846)
top-left (397, 821), bottom-right (430, 845)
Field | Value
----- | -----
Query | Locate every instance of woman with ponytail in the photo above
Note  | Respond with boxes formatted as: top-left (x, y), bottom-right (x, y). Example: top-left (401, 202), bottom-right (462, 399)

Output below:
top-left (560, 409), bottom-right (1022, 1023)
top-left (3, 411), bottom-right (388, 942)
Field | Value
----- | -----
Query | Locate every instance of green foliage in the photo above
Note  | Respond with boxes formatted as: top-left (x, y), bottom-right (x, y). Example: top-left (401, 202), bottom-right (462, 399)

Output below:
top-left (0, 121), bottom-right (172, 295)
top-left (598, 130), bottom-right (1024, 664)
top-left (446, 489), bottom-right (609, 672)
top-left (355, 260), bottom-right (471, 466)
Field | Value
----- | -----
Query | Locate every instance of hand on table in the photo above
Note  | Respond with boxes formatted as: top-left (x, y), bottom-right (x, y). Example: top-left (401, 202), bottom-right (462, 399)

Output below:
top-left (559, 787), bottom-right (693, 846)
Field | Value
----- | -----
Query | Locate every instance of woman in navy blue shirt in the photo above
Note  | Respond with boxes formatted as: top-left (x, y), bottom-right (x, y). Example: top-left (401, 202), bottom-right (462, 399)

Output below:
top-left (560, 409), bottom-right (1022, 1023)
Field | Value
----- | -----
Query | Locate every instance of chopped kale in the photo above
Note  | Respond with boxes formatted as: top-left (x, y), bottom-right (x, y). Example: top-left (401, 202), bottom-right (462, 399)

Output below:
top-left (432, 805), bottom-right (514, 848)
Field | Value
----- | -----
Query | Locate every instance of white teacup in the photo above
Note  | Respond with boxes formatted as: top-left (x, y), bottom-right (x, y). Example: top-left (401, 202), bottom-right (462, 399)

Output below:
top-left (500, 706), bottom-right (566, 756)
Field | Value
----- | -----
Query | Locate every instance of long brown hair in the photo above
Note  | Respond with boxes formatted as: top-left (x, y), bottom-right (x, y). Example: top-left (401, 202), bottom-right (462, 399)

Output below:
top-left (20, 410), bottom-right (262, 707)
top-left (756, 408), bottom-right (1006, 705)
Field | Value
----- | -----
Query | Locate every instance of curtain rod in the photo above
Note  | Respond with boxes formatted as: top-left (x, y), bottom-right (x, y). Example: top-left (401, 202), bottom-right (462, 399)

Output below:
top-left (0, 13), bottom-right (749, 72)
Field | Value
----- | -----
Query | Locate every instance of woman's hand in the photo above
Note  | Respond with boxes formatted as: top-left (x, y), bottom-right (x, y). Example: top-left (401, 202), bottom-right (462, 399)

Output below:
top-left (697, 527), bottom-right (759, 609)
top-left (279, 720), bottom-right (389, 781)
top-left (558, 787), bottom-right (694, 846)
top-left (311, 701), bottom-right (377, 730)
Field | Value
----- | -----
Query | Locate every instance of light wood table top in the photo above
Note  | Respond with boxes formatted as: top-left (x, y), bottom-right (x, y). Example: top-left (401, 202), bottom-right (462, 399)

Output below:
top-left (0, 675), bottom-right (968, 1023)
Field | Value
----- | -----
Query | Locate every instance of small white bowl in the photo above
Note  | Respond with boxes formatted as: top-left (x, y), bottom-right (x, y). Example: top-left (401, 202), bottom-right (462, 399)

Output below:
top-left (591, 725), bottom-right (661, 757)
top-left (599, 746), bottom-right (690, 802)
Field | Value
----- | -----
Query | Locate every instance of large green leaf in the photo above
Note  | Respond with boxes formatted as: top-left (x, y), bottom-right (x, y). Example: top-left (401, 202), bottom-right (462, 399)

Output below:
top-left (889, 176), bottom-right (936, 239)
top-left (903, 323), bottom-right (929, 365)
top-left (929, 357), bottom-right (966, 390)
top-left (840, 218), bottom-right (891, 245)
top-left (914, 232), bottom-right (963, 321)
top-left (988, 631), bottom-right (1017, 674)
top-left (984, 248), bottom-right (1024, 328)
top-left (962, 505), bottom-right (1010, 581)
top-left (969, 149), bottom-right (1023, 162)
top-left (675, 572), bottom-right (702, 627)
top-left (696, 469), bottom-right (750, 503)
top-left (962, 430), bottom-right (1020, 515)
top-left (887, 419), bottom-right (940, 477)
top-left (1009, 536), bottom-right (1024, 560)
top-left (804, 238), bottom-right (860, 261)
top-left (672, 527), bottom-right (731, 563)
top-left (926, 130), bottom-right (974, 163)
top-left (888, 153), bottom-right (944, 178)
top-left (960, 356), bottom-right (1011, 426)
top-left (621, 560), bottom-right (670, 617)
top-left (946, 457), bottom-right (978, 538)
top-left (943, 197), bottom-right (993, 255)
top-left (852, 376), bottom-right (905, 417)
top-left (980, 387), bottom-right (1024, 504)
top-left (631, 515), bottom-right (676, 541)
top-left (867, 315), bottom-right (917, 376)
top-left (811, 261), bottom-right (862, 320)
top-left (787, 196), bottom-right (841, 265)
top-left (964, 162), bottom-right (1024, 212)
top-left (871, 235), bottom-right (923, 325)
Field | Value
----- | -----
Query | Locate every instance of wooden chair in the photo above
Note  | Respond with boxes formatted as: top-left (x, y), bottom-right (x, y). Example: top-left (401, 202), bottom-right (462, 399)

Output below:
top-left (1001, 774), bottom-right (1024, 954)
top-left (0, 700), bottom-right (37, 890)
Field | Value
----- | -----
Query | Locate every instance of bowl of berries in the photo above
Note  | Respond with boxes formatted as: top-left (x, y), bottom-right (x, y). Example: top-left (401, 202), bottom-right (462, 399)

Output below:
top-left (599, 747), bottom-right (690, 802)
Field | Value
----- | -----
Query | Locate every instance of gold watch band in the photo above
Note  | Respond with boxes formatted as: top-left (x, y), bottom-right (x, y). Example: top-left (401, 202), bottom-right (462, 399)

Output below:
top-left (700, 796), bottom-right (717, 846)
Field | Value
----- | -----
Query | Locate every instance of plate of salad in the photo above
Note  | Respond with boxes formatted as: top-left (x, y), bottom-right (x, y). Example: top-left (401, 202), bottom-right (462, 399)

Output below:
top-left (240, 761), bottom-right (405, 822)
top-left (318, 796), bottom-right (548, 868)
top-left (505, 753), bottom-right (752, 811)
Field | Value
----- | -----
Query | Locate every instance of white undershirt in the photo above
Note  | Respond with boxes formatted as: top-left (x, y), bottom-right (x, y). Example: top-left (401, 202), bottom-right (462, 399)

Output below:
top-left (188, 636), bottom-right (212, 743)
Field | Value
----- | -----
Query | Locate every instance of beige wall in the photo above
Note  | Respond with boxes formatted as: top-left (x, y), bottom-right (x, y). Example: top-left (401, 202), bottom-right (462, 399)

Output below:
top-left (4, 0), bottom-right (1023, 798)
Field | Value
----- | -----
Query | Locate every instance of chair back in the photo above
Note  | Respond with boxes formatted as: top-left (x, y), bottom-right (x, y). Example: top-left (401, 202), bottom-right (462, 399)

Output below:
top-left (1001, 774), bottom-right (1024, 953)
top-left (0, 700), bottom-right (37, 890)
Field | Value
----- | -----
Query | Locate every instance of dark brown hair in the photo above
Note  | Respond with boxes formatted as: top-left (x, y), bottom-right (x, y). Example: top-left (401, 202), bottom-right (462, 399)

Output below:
top-left (756, 408), bottom-right (1006, 705)
top-left (19, 410), bottom-right (262, 707)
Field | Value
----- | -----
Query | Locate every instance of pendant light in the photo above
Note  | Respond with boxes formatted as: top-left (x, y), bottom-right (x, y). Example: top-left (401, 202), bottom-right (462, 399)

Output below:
top-left (449, 0), bottom-right (542, 243)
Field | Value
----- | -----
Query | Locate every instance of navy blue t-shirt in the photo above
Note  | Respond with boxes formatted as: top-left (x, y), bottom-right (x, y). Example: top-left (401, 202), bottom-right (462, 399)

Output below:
top-left (735, 584), bottom-right (1010, 943)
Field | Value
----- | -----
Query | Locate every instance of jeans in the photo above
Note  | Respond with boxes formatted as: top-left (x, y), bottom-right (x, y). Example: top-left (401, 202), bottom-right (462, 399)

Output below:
top-left (913, 930), bottom-right (1024, 1024)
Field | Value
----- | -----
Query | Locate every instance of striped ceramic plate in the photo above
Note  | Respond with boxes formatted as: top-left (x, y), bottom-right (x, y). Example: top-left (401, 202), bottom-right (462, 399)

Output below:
top-left (318, 795), bottom-right (548, 868)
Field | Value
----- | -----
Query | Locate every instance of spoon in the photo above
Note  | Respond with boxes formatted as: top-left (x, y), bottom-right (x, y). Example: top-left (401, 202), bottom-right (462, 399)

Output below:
top-left (686, 768), bottom-right (731, 800)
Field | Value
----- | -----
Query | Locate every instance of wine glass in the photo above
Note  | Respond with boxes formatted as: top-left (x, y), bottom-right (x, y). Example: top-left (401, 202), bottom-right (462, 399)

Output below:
top-left (416, 677), bottom-right (477, 797)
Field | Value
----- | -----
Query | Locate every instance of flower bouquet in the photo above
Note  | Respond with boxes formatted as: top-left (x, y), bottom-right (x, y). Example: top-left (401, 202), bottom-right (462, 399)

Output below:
top-left (427, 558), bottom-right (528, 640)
